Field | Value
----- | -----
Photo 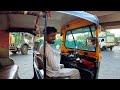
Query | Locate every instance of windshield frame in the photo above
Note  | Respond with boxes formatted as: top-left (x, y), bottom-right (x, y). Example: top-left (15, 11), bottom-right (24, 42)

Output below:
top-left (64, 24), bottom-right (97, 52)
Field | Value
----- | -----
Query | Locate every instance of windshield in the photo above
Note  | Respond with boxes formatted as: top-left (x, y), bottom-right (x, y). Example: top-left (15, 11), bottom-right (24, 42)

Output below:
top-left (65, 25), bottom-right (96, 51)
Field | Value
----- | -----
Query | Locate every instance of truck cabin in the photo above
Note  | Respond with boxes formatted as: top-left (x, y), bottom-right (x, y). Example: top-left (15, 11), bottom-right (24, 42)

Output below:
top-left (99, 32), bottom-right (115, 51)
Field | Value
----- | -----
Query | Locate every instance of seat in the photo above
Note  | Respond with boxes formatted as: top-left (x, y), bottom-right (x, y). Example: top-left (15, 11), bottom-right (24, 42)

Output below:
top-left (45, 75), bottom-right (71, 79)
top-left (33, 51), bottom-right (72, 79)
top-left (33, 51), bottom-right (44, 79)
top-left (0, 31), bottom-right (19, 79)
top-left (0, 64), bottom-right (19, 79)
top-left (0, 57), bottom-right (19, 79)
top-left (0, 57), bottom-right (14, 67)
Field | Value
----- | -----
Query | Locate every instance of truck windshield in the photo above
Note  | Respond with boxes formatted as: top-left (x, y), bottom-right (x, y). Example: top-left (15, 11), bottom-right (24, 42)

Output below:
top-left (65, 25), bottom-right (96, 51)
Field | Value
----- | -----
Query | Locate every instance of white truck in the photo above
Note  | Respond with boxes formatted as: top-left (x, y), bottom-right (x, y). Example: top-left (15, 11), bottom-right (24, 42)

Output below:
top-left (99, 31), bottom-right (115, 51)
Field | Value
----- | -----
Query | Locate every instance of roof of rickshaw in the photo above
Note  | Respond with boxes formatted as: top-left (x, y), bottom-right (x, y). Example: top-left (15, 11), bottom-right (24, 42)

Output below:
top-left (0, 11), bottom-right (99, 35)
top-left (57, 11), bottom-right (99, 24)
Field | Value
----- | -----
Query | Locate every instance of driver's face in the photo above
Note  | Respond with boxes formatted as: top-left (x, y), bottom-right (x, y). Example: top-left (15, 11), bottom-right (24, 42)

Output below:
top-left (47, 32), bottom-right (56, 44)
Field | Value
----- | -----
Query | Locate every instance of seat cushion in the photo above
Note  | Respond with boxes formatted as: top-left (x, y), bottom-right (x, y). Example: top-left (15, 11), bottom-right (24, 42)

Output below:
top-left (0, 58), bottom-right (14, 67)
top-left (0, 64), bottom-right (19, 79)
top-left (46, 75), bottom-right (70, 79)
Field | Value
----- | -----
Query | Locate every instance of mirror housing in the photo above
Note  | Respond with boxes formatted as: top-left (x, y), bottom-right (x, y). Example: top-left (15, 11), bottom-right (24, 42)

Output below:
top-left (87, 37), bottom-right (98, 47)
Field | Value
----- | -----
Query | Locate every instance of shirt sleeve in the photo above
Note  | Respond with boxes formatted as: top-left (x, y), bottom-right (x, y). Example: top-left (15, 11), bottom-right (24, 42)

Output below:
top-left (46, 45), bottom-right (61, 71)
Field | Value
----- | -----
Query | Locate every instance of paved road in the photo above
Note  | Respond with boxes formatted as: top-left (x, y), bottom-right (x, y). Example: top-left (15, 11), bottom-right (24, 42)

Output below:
top-left (9, 46), bottom-right (120, 79)
top-left (9, 50), bottom-right (34, 79)
top-left (98, 46), bottom-right (120, 79)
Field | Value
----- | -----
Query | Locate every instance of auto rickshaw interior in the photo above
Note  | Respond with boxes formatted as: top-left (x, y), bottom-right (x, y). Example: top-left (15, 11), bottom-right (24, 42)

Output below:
top-left (0, 11), bottom-right (101, 79)
top-left (34, 11), bottom-right (101, 79)
top-left (60, 20), bottom-right (100, 79)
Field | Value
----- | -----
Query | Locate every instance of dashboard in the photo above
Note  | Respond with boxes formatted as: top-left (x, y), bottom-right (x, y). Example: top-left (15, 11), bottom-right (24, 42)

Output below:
top-left (60, 50), bottom-right (97, 79)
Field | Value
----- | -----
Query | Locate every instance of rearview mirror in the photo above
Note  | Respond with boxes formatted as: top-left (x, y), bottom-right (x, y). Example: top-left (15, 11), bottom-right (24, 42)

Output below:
top-left (86, 37), bottom-right (98, 47)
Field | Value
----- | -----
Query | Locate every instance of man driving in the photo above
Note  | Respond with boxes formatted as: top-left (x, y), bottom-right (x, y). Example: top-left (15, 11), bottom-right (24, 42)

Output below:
top-left (39, 26), bottom-right (80, 79)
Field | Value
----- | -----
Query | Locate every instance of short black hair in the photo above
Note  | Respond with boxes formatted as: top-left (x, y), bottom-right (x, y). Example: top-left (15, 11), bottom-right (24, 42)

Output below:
top-left (43, 26), bottom-right (57, 35)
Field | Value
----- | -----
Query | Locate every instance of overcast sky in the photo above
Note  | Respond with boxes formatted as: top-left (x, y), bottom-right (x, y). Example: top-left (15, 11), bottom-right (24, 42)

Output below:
top-left (107, 29), bottom-right (120, 37)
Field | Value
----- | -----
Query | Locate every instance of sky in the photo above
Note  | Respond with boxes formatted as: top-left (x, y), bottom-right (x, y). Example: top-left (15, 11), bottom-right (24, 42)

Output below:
top-left (107, 29), bottom-right (120, 37)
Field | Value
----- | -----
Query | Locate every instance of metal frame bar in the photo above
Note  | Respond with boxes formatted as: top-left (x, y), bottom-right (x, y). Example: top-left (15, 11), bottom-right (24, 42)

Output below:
top-left (43, 11), bottom-right (48, 79)
top-left (0, 11), bottom-right (44, 17)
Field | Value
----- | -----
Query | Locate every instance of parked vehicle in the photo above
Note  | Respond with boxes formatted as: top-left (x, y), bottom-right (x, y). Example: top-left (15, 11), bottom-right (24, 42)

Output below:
top-left (9, 32), bottom-right (32, 54)
top-left (99, 31), bottom-right (115, 51)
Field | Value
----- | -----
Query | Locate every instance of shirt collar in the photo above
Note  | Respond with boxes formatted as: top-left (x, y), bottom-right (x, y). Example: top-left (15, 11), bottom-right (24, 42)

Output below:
top-left (46, 41), bottom-right (50, 46)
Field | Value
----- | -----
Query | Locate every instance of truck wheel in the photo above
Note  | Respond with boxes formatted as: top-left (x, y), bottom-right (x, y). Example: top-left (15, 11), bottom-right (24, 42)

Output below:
top-left (21, 45), bottom-right (28, 55)
top-left (12, 51), bottom-right (17, 54)
top-left (110, 46), bottom-right (112, 51)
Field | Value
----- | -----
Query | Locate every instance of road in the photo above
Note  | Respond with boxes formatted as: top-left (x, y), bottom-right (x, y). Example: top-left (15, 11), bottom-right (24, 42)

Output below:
top-left (98, 46), bottom-right (120, 79)
top-left (9, 46), bottom-right (120, 79)
top-left (9, 50), bottom-right (34, 79)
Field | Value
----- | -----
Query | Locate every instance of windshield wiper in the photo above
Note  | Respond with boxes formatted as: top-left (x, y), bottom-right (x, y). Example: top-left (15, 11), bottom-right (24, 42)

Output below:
top-left (70, 31), bottom-right (78, 58)
top-left (89, 26), bottom-right (93, 37)
top-left (70, 31), bottom-right (77, 47)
